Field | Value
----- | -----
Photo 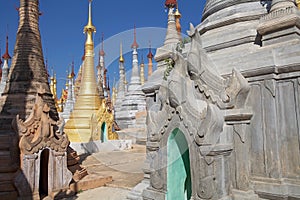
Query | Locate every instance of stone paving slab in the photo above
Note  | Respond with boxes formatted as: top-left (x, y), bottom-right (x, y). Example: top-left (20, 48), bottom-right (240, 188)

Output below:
top-left (70, 186), bottom-right (130, 200)
top-left (65, 144), bottom-right (146, 199)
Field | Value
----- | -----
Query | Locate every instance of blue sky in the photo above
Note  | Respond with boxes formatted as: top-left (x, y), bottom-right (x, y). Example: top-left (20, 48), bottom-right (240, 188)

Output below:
top-left (0, 0), bottom-right (205, 95)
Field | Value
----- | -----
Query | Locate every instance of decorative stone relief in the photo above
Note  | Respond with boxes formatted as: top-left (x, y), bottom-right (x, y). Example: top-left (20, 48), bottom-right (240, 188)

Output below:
top-left (95, 99), bottom-right (119, 140)
top-left (12, 86), bottom-right (72, 198)
top-left (143, 23), bottom-right (252, 200)
top-left (13, 86), bottom-right (69, 154)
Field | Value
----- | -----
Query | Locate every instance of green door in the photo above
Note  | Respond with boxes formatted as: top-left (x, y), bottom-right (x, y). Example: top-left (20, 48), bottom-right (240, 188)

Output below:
top-left (101, 123), bottom-right (107, 142)
top-left (167, 128), bottom-right (192, 200)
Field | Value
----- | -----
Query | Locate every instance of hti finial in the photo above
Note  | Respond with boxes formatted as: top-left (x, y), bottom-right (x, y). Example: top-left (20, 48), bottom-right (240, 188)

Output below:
top-left (147, 41), bottom-right (154, 59)
top-left (84, 0), bottom-right (96, 34)
top-left (100, 32), bottom-right (105, 56)
top-left (165, 0), bottom-right (177, 8)
top-left (131, 24), bottom-right (139, 49)
top-left (2, 35), bottom-right (11, 60)
top-left (175, 2), bottom-right (182, 34)
top-left (119, 42), bottom-right (124, 63)
top-left (71, 60), bottom-right (75, 78)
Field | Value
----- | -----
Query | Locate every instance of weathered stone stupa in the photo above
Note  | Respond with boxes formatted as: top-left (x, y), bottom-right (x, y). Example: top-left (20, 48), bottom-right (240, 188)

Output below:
top-left (137, 0), bottom-right (300, 199)
top-left (114, 43), bottom-right (126, 115)
top-left (61, 62), bottom-right (76, 121)
top-left (96, 34), bottom-right (105, 100)
top-left (0, 0), bottom-right (72, 199)
top-left (115, 27), bottom-right (146, 127)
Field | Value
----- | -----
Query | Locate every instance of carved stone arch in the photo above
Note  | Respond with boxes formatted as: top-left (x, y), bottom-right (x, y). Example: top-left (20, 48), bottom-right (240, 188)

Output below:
top-left (153, 114), bottom-right (197, 195)
top-left (166, 127), bottom-right (192, 200)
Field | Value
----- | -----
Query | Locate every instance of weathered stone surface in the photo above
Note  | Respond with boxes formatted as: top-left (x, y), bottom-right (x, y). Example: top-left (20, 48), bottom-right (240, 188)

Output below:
top-left (13, 87), bottom-right (72, 199)
top-left (133, 1), bottom-right (300, 199)
top-left (69, 174), bottom-right (112, 193)
top-left (0, 0), bottom-right (60, 198)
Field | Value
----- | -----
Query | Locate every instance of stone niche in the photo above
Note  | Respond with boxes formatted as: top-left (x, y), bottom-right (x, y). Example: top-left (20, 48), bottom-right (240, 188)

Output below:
top-left (13, 87), bottom-right (72, 199)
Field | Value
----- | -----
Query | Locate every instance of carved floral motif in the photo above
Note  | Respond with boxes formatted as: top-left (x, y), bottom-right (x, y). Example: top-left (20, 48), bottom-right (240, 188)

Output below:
top-left (13, 86), bottom-right (69, 155)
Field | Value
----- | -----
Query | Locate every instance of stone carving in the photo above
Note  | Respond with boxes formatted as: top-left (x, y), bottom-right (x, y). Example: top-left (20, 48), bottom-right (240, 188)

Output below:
top-left (139, 1), bottom-right (300, 199)
top-left (142, 23), bottom-right (252, 200)
top-left (95, 99), bottom-right (119, 141)
top-left (12, 86), bottom-right (72, 199)
top-left (13, 86), bottom-right (69, 155)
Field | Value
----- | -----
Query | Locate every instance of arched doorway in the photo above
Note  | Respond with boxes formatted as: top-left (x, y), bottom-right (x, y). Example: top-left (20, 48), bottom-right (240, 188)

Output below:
top-left (167, 128), bottom-right (192, 200)
top-left (39, 149), bottom-right (49, 198)
top-left (101, 122), bottom-right (108, 143)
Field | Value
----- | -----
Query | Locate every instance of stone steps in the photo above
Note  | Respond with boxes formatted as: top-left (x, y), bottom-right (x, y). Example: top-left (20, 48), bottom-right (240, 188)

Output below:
top-left (69, 174), bottom-right (112, 193)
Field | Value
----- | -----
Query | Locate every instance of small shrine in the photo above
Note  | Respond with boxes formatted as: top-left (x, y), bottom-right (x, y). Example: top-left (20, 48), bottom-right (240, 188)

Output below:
top-left (13, 86), bottom-right (72, 199)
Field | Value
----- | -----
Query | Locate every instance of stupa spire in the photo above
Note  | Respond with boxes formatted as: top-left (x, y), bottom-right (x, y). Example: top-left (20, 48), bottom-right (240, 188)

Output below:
top-left (0, 35), bottom-right (11, 96)
top-left (140, 55), bottom-right (145, 85)
top-left (165, 0), bottom-right (177, 8)
top-left (114, 42), bottom-right (126, 114)
top-left (128, 25), bottom-right (141, 92)
top-left (175, 2), bottom-right (182, 37)
top-left (100, 32), bottom-right (105, 56)
top-left (114, 26), bottom-right (146, 130)
top-left (164, 0), bottom-right (181, 46)
top-left (119, 42), bottom-right (124, 63)
top-left (147, 43), bottom-right (154, 77)
top-left (84, 0), bottom-right (96, 46)
top-left (131, 24), bottom-right (139, 49)
top-left (97, 33), bottom-right (105, 99)
top-left (0, 0), bottom-right (58, 120)
top-left (154, 0), bottom-right (181, 62)
top-left (118, 42), bottom-right (126, 95)
top-left (64, 0), bottom-right (102, 143)
top-left (2, 35), bottom-right (11, 60)
top-left (70, 60), bottom-right (75, 78)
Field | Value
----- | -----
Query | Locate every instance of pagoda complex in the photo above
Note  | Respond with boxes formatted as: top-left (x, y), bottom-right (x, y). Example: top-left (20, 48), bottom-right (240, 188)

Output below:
top-left (129, 0), bottom-right (300, 200)
top-left (64, 0), bottom-right (118, 154)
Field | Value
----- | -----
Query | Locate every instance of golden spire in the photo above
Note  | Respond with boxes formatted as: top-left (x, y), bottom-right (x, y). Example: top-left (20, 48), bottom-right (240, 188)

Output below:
top-left (297, 0), bottom-right (300, 9)
top-left (119, 42), bottom-right (124, 63)
top-left (53, 73), bottom-right (57, 100)
top-left (175, 2), bottom-right (182, 35)
top-left (64, 0), bottom-right (102, 143)
top-left (50, 71), bottom-right (57, 101)
top-left (84, 0), bottom-right (96, 46)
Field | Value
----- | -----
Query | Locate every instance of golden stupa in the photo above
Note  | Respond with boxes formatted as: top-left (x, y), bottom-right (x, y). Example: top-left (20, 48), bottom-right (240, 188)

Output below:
top-left (64, 0), bottom-right (108, 143)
